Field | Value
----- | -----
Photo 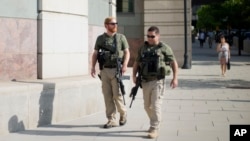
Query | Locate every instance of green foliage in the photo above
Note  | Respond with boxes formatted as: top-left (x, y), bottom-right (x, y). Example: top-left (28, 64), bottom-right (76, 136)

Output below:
top-left (196, 0), bottom-right (250, 30)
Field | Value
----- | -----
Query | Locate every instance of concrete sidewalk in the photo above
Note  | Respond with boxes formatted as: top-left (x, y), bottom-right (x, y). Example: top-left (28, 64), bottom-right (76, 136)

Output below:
top-left (1, 40), bottom-right (250, 141)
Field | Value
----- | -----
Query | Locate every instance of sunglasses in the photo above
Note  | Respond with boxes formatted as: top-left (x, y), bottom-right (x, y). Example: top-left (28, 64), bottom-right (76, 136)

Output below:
top-left (107, 22), bottom-right (118, 25)
top-left (147, 35), bottom-right (156, 39)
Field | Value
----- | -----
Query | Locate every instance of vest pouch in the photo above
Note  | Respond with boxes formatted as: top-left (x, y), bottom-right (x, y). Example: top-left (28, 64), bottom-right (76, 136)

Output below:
top-left (141, 57), bottom-right (158, 76)
top-left (148, 57), bottom-right (158, 73)
top-left (103, 51), bottom-right (111, 60)
top-left (142, 63), bottom-right (157, 76)
top-left (157, 59), bottom-right (171, 76)
top-left (160, 65), bottom-right (171, 76)
top-left (110, 54), bottom-right (119, 63)
top-left (103, 51), bottom-right (114, 65)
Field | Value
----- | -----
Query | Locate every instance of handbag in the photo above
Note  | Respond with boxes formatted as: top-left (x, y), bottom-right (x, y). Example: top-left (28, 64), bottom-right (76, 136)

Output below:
top-left (227, 58), bottom-right (231, 70)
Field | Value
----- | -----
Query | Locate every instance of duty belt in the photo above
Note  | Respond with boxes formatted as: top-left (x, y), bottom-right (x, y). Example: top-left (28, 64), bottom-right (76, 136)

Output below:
top-left (103, 65), bottom-right (117, 68)
top-left (142, 75), bottom-right (165, 82)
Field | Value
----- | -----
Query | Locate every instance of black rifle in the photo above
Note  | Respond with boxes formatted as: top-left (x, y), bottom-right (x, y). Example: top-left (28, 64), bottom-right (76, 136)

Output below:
top-left (129, 65), bottom-right (143, 108)
top-left (116, 58), bottom-right (130, 105)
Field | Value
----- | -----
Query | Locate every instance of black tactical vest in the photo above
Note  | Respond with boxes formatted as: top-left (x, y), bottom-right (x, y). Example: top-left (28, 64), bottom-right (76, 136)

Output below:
top-left (99, 34), bottom-right (124, 66)
top-left (139, 42), bottom-right (171, 79)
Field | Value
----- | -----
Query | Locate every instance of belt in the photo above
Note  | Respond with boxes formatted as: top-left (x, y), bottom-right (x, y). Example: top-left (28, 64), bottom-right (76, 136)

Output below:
top-left (142, 78), bottom-right (157, 82)
top-left (103, 65), bottom-right (117, 68)
top-left (142, 75), bottom-right (165, 82)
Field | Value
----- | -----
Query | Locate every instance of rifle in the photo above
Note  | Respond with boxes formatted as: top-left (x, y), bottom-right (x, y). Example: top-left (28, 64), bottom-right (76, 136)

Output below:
top-left (129, 65), bottom-right (143, 108)
top-left (115, 58), bottom-right (130, 105)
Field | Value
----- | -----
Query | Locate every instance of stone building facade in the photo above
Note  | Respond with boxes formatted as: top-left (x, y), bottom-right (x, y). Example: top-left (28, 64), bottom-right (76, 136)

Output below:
top-left (0, 0), bottom-right (191, 80)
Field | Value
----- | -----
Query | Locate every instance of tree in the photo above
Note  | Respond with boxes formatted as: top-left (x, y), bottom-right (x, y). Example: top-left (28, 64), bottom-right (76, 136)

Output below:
top-left (196, 0), bottom-right (250, 55)
top-left (196, 3), bottom-right (223, 30)
top-left (196, 0), bottom-right (250, 30)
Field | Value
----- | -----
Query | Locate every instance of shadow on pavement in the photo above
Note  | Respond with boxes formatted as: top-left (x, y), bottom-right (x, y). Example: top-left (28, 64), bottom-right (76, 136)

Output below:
top-left (17, 129), bottom-right (148, 138)
top-left (177, 78), bottom-right (250, 90)
top-left (42, 124), bottom-right (102, 128)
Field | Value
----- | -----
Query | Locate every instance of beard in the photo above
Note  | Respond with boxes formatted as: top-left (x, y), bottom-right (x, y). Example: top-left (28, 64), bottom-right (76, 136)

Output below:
top-left (108, 27), bottom-right (117, 33)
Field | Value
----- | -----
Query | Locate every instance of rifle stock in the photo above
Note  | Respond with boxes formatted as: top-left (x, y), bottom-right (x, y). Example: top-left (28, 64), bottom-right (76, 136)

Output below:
top-left (129, 76), bottom-right (141, 108)
top-left (129, 64), bottom-right (144, 108)
top-left (129, 85), bottom-right (139, 108)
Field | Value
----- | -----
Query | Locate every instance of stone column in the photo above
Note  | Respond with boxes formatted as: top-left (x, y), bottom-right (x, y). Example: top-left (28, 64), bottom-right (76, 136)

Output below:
top-left (109, 0), bottom-right (117, 17)
top-left (144, 0), bottom-right (192, 66)
top-left (38, 0), bottom-right (88, 79)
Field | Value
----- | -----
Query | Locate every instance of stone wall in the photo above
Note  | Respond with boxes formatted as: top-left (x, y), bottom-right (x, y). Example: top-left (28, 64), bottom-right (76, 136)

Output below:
top-left (0, 0), bottom-right (38, 80)
top-left (0, 76), bottom-right (132, 135)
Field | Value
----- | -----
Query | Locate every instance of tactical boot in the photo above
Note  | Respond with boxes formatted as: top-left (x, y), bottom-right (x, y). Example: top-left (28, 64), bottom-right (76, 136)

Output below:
top-left (148, 129), bottom-right (158, 139)
top-left (119, 113), bottom-right (127, 126)
top-left (103, 121), bottom-right (117, 129)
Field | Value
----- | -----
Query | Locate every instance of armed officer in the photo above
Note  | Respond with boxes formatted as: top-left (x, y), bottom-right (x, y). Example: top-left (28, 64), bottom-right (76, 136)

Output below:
top-left (91, 17), bottom-right (130, 128)
top-left (132, 26), bottom-right (178, 138)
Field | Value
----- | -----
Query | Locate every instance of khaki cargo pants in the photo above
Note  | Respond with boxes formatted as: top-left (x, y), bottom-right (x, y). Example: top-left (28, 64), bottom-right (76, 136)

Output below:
top-left (141, 79), bottom-right (165, 130)
top-left (100, 68), bottom-right (127, 121)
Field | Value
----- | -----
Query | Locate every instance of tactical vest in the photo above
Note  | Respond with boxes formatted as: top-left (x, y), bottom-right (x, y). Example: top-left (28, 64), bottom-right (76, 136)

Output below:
top-left (139, 42), bottom-right (171, 78)
top-left (99, 33), bottom-right (124, 66)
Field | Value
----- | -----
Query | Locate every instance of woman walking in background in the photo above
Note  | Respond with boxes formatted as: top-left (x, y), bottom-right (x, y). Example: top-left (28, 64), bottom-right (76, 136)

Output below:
top-left (216, 34), bottom-right (230, 77)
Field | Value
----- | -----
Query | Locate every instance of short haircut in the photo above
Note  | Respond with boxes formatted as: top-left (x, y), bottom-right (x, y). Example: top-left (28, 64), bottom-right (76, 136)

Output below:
top-left (104, 17), bottom-right (116, 24)
top-left (148, 26), bottom-right (160, 34)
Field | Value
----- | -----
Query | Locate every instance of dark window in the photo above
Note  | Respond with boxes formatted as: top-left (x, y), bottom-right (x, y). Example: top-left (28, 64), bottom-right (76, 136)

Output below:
top-left (117, 0), bottom-right (134, 13)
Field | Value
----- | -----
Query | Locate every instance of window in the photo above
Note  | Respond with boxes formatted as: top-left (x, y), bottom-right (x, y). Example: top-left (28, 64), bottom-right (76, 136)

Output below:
top-left (117, 0), bottom-right (134, 13)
